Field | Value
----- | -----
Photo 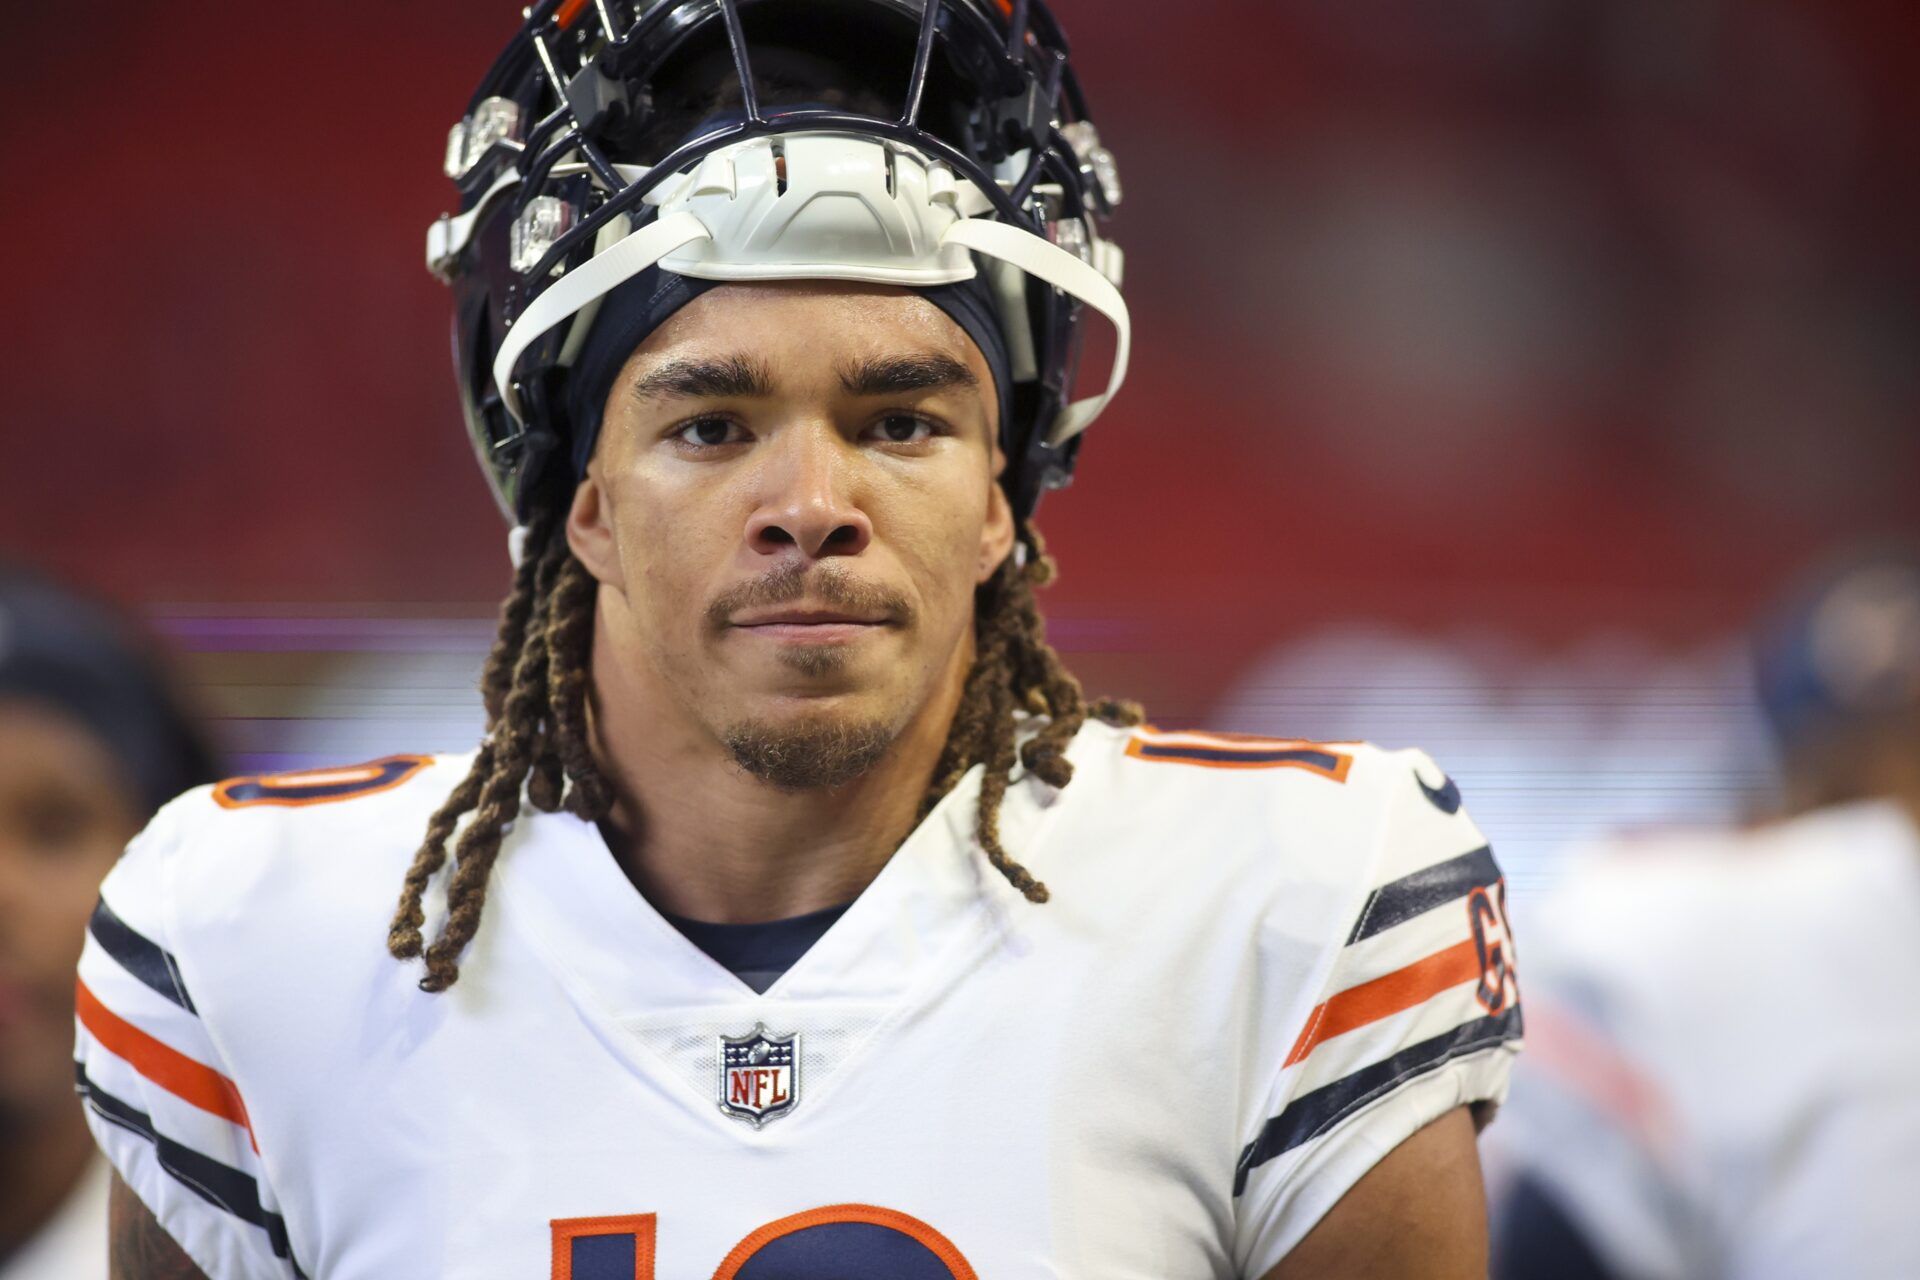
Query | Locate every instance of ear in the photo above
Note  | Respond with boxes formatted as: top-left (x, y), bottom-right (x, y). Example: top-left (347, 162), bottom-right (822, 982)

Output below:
top-left (977, 452), bottom-right (1016, 584)
top-left (565, 470), bottom-right (626, 594)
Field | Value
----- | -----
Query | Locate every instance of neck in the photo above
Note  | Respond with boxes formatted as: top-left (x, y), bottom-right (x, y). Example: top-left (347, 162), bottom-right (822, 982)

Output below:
top-left (588, 615), bottom-right (973, 924)
top-left (0, 1097), bottom-right (95, 1257)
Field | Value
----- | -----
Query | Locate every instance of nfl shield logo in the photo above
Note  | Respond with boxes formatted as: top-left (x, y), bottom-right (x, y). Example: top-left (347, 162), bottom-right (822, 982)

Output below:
top-left (717, 1024), bottom-right (800, 1127)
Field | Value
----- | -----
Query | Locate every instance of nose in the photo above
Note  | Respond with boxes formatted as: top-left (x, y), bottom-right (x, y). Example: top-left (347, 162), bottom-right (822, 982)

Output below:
top-left (744, 425), bottom-right (873, 560)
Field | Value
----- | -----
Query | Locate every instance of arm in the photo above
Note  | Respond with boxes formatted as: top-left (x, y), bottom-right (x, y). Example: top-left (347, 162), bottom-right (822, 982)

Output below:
top-left (1261, 1107), bottom-right (1485, 1280)
top-left (110, 1172), bottom-right (210, 1280)
top-left (1232, 749), bottom-right (1522, 1274)
top-left (80, 808), bottom-right (300, 1278)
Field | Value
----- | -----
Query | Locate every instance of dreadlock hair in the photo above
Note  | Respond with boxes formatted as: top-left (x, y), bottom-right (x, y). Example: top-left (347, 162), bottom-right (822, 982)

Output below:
top-left (387, 504), bottom-right (1142, 993)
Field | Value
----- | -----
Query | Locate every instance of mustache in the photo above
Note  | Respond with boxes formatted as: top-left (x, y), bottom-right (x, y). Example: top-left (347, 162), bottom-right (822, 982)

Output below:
top-left (705, 561), bottom-right (913, 631)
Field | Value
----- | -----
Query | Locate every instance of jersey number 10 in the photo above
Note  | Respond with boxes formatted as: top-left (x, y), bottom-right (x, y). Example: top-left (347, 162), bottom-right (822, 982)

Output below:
top-left (551, 1203), bottom-right (976, 1279)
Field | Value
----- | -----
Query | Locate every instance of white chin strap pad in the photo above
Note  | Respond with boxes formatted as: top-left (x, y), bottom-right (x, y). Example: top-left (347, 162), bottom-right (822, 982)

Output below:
top-left (493, 210), bottom-right (711, 424)
top-left (941, 217), bottom-right (1129, 445)
top-left (492, 132), bottom-right (1129, 445)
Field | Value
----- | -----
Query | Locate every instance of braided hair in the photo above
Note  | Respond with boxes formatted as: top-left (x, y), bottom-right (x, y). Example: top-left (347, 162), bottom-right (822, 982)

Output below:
top-left (394, 30), bottom-right (1145, 990)
top-left (387, 499), bottom-right (1140, 991)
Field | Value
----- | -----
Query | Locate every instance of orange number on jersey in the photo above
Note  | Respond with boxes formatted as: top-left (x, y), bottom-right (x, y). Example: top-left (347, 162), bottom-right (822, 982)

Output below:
top-left (1124, 727), bottom-right (1353, 781)
top-left (211, 755), bottom-right (431, 809)
top-left (550, 1204), bottom-right (975, 1279)
top-left (1467, 882), bottom-right (1519, 1014)
top-left (550, 1214), bottom-right (657, 1280)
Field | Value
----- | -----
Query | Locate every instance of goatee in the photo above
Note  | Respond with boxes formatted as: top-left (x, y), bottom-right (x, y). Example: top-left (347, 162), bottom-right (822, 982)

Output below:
top-left (723, 715), bottom-right (896, 790)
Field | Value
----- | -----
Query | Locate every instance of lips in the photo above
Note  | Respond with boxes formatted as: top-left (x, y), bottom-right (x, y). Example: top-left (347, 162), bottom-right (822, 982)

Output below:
top-left (706, 563), bottom-right (913, 638)
top-left (727, 605), bottom-right (896, 645)
top-left (730, 608), bottom-right (891, 628)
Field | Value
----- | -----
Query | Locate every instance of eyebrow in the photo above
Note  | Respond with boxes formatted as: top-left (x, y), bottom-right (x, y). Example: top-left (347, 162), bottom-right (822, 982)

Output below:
top-left (838, 352), bottom-right (978, 397)
top-left (627, 350), bottom-right (979, 403)
top-left (629, 354), bottom-right (776, 402)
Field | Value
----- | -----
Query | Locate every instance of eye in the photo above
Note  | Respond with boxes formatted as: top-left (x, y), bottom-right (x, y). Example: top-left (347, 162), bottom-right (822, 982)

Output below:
top-left (866, 414), bottom-right (934, 444)
top-left (673, 417), bottom-right (745, 447)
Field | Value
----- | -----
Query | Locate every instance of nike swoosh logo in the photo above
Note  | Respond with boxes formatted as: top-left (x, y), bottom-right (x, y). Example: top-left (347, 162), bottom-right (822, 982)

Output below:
top-left (1417, 770), bottom-right (1461, 814)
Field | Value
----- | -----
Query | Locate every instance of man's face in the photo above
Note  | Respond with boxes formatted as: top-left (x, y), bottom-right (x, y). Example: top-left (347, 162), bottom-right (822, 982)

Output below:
top-left (0, 700), bottom-right (141, 1123)
top-left (569, 281), bottom-right (1014, 788)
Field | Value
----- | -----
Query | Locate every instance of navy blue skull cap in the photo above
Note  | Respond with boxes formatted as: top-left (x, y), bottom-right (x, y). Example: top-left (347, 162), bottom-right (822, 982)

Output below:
top-left (562, 264), bottom-right (1014, 486)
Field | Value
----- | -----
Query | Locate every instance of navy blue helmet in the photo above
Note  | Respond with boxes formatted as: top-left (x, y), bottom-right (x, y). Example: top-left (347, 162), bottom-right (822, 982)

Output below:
top-left (428, 0), bottom-right (1129, 526)
top-left (1754, 546), bottom-right (1920, 752)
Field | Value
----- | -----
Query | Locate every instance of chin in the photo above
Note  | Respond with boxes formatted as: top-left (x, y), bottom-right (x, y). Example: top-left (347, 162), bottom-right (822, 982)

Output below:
top-left (720, 703), bottom-right (902, 791)
top-left (735, 679), bottom-right (905, 733)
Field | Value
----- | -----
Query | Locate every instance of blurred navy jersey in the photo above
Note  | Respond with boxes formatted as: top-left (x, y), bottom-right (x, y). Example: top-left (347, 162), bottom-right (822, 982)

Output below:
top-left (1486, 801), bottom-right (1920, 1280)
top-left (1492, 1173), bottom-right (1620, 1280)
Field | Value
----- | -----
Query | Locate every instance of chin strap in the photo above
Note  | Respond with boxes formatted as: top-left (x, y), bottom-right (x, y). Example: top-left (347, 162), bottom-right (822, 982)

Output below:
top-left (939, 218), bottom-right (1129, 445)
top-left (493, 211), bottom-right (713, 424)
top-left (490, 147), bottom-right (1131, 447)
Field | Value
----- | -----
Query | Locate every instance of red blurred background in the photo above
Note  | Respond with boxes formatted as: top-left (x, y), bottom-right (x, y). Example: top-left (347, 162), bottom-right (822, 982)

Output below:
top-left (3, 0), bottom-right (1915, 893)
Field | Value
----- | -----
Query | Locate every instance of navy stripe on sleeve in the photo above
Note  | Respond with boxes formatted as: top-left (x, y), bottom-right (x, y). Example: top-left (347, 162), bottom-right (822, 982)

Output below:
top-left (76, 1063), bottom-right (303, 1277)
top-left (89, 898), bottom-right (197, 1013)
top-left (1346, 845), bottom-right (1501, 944)
top-left (1233, 1006), bottom-right (1522, 1196)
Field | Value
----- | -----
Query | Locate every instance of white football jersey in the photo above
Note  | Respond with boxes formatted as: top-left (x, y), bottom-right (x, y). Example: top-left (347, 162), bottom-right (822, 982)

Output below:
top-left (1486, 800), bottom-right (1920, 1280)
top-left (75, 720), bottom-right (1521, 1279)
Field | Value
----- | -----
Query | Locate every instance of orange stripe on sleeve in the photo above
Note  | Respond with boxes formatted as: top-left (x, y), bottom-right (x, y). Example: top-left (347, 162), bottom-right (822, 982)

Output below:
top-left (1523, 1003), bottom-right (1674, 1157)
top-left (1284, 939), bottom-right (1481, 1067)
top-left (75, 978), bottom-right (254, 1141)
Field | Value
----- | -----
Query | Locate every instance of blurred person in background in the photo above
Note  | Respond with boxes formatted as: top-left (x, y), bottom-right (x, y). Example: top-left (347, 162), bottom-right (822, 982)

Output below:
top-left (0, 566), bottom-right (219, 1279)
top-left (1487, 546), bottom-right (1920, 1280)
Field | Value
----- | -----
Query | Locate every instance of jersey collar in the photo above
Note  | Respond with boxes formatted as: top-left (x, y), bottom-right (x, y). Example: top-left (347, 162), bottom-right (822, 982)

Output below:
top-left (491, 753), bottom-right (1060, 1020)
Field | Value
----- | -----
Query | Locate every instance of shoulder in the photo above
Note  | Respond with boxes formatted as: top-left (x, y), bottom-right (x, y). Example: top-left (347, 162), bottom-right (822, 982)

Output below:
top-left (1080, 721), bottom-right (1526, 1271)
top-left (1074, 718), bottom-right (1461, 819)
top-left (1552, 800), bottom-right (1909, 926)
top-left (1057, 719), bottom-right (1492, 904)
top-left (1536, 800), bottom-right (1919, 1002)
top-left (142, 750), bottom-right (467, 862)
top-left (101, 751), bottom-right (476, 963)
top-left (1039, 720), bottom-right (1513, 1049)
top-left (71, 751), bottom-right (461, 1280)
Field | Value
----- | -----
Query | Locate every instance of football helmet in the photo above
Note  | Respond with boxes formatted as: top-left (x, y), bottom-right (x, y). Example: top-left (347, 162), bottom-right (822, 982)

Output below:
top-left (427, 0), bottom-right (1129, 524)
top-left (1755, 546), bottom-right (1920, 749)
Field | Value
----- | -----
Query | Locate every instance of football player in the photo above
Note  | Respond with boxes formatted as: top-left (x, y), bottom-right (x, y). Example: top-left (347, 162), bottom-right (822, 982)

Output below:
top-left (80, 2), bottom-right (1523, 1276)
top-left (0, 567), bottom-right (218, 1279)
top-left (1488, 548), bottom-right (1920, 1280)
